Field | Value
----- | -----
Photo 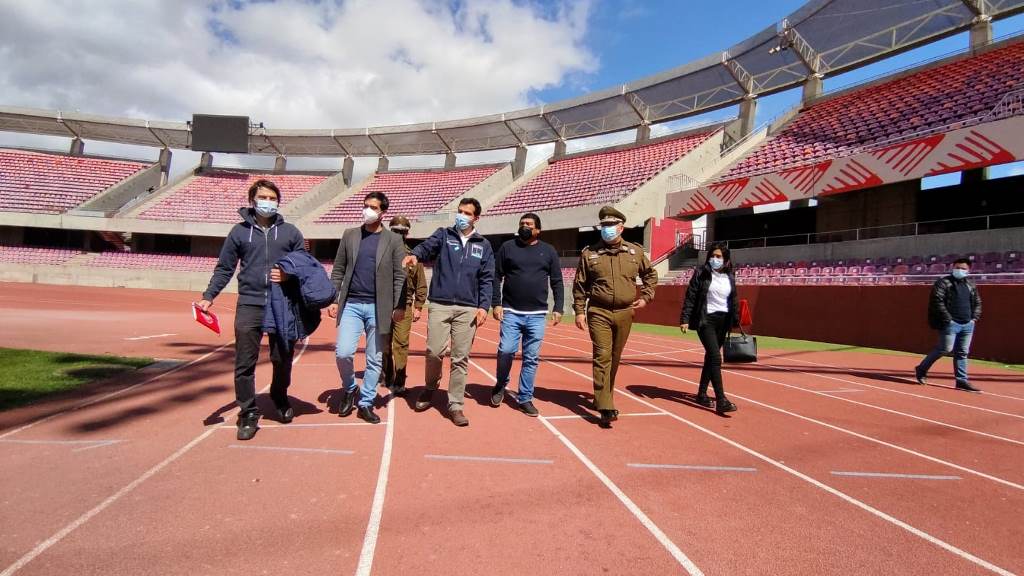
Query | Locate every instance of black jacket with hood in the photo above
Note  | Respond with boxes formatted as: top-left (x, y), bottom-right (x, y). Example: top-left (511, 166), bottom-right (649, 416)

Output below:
top-left (679, 263), bottom-right (739, 330)
top-left (203, 207), bottom-right (306, 307)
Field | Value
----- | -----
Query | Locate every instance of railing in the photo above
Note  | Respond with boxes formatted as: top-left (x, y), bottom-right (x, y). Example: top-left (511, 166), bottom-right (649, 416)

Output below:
top-left (730, 272), bottom-right (1024, 286)
top-left (719, 211), bottom-right (1024, 250)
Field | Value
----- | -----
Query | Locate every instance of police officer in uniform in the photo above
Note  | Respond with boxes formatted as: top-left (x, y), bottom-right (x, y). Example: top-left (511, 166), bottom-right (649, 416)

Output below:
top-left (382, 215), bottom-right (427, 396)
top-left (572, 206), bottom-right (657, 428)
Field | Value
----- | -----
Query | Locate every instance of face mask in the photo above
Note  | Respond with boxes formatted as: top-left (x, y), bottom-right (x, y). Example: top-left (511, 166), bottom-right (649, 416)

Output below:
top-left (254, 199), bottom-right (278, 218)
top-left (517, 226), bottom-right (534, 242)
top-left (455, 213), bottom-right (472, 231)
top-left (362, 207), bottom-right (380, 225)
top-left (600, 225), bottom-right (619, 242)
top-left (709, 257), bottom-right (724, 271)
top-left (951, 268), bottom-right (968, 280)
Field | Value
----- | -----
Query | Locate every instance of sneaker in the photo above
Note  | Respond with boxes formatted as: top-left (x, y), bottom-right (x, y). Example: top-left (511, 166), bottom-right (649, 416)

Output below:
top-left (693, 395), bottom-right (713, 408)
top-left (358, 406), bottom-right (381, 424)
top-left (716, 400), bottom-right (738, 415)
top-left (913, 366), bottom-right (928, 385)
top-left (517, 401), bottom-right (539, 417)
top-left (236, 412), bottom-right (259, 441)
top-left (414, 387), bottom-right (435, 412)
top-left (955, 381), bottom-right (981, 393)
top-left (449, 409), bottom-right (469, 427)
top-left (490, 385), bottom-right (505, 407)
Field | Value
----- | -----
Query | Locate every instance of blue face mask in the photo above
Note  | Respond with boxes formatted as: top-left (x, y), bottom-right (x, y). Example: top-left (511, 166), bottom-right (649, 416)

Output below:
top-left (455, 213), bottom-right (472, 232)
top-left (254, 199), bottom-right (278, 218)
top-left (600, 225), bottom-right (619, 242)
top-left (951, 268), bottom-right (968, 280)
top-left (709, 257), bottom-right (724, 270)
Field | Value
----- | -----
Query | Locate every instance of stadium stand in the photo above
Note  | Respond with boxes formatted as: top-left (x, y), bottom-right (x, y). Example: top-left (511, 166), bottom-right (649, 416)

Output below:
top-left (315, 165), bottom-right (501, 223)
top-left (0, 245), bottom-right (83, 265)
top-left (721, 41), bottom-right (1024, 180)
top-left (138, 171), bottom-right (327, 223)
top-left (90, 252), bottom-right (220, 272)
top-left (0, 148), bottom-right (149, 214)
top-left (488, 131), bottom-right (714, 215)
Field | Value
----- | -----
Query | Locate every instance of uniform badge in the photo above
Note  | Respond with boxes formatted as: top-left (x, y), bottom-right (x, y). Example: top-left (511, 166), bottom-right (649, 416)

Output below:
top-left (470, 244), bottom-right (484, 259)
top-left (629, 248), bottom-right (636, 255)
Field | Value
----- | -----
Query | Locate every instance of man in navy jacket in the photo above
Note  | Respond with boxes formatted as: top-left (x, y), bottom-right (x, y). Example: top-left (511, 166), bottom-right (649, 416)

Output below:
top-left (198, 179), bottom-right (305, 440)
top-left (403, 197), bottom-right (494, 426)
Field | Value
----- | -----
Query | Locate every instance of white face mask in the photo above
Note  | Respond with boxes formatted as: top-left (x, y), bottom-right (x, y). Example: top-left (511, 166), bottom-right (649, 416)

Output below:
top-left (254, 199), bottom-right (278, 218)
top-left (362, 207), bottom-right (381, 225)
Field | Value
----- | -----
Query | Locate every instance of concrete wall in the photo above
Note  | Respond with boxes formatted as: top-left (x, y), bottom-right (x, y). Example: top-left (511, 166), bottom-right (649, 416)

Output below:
top-left (0, 263), bottom-right (235, 295)
top-left (73, 164), bottom-right (164, 215)
top-left (725, 227), bottom-right (1024, 265)
top-left (635, 284), bottom-right (1024, 363)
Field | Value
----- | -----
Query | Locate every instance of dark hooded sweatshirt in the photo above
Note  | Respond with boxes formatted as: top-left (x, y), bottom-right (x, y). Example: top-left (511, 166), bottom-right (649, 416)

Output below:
top-left (203, 207), bottom-right (306, 306)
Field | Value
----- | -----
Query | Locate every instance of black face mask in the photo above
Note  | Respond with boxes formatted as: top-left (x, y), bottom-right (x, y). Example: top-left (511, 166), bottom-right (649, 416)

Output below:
top-left (517, 226), bottom-right (534, 242)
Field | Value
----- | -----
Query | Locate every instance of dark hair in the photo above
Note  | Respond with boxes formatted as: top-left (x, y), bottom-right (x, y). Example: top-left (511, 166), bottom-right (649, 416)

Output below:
top-left (952, 258), bottom-right (971, 267)
top-left (520, 212), bottom-right (542, 229)
top-left (459, 197), bottom-right (482, 217)
top-left (248, 179), bottom-right (281, 202)
top-left (364, 191), bottom-right (390, 212)
top-left (705, 242), bottom-right (733, 274)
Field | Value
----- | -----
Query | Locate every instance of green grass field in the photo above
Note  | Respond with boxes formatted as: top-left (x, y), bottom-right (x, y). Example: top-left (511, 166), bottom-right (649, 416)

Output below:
top-left (0, 348), bottom-right (154, 410)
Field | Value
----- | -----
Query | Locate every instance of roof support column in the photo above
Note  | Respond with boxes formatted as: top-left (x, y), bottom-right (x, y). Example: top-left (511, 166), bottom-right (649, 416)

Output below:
top-left (636, 123), bottom-right (651, 143)
top-left (158, 147), bottom-right (172, 186)
top-left (377, 156), bottom-right (390, 172)
top-left (444, 151), bottom-right (457, 169)
top-left (341, 155), bottom-right (354, 187)
top-left (738, 97), bottom-right (758, 138)
top-left (200, 152), bottom-right (213, 170)
top-left (553, 139), bottom-right (567, 159)
top-left (802, 74), bottom-right (823, 103)
top-left (69, 137), bottom-right (84, 156)
top-left (274, 155), bottom-right (287, 173)
top-left (970, 16), bottom-right (992, 49)
top-left (512, 144), bottom-right (528, 179)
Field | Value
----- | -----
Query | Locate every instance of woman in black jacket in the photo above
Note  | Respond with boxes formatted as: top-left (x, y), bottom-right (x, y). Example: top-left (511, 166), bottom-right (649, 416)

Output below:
top-left (679, 243), bottom-right (739, 415)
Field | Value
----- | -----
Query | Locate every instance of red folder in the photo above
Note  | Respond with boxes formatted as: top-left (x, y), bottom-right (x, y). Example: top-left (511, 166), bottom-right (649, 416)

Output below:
top-left (192, 302), bottom-right (221, 334)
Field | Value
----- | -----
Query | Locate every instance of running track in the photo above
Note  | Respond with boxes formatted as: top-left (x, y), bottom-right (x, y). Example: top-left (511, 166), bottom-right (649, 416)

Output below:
top-left (0, 283), bottom-right (1021, 575)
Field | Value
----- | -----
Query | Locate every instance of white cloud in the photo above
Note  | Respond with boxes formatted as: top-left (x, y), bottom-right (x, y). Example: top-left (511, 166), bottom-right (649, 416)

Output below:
top-left (0, 0), bottom-right (596, 131)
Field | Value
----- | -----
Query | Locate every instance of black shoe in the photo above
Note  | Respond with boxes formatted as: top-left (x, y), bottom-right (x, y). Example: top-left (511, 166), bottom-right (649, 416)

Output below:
top-left (694, 395), bottom-right (713, 408)
top-left (358, 406), bottom-right (381, 424)
top-left (716, 400), bottom-right (738, 415)
top-left (339, 390), bottom-right (356, 417)
top-left (277, 404), bottom-right (294, 424)
top-left (490, 385), bottom-right (505, 407)
top-left (391, 385), bottom-right (408, 397)
top-left (414, 387), bottom-right (435, 412)
top-left (914, 366), bottom-right (928, 385)
top-left (518, 401), bottom-right (539, 417)
top-left (955, 381), bottom-right (981, 393)
top-left (236, 412), bottom-right (259, 441)
top-left (598, 410), bottom-right (614, 429)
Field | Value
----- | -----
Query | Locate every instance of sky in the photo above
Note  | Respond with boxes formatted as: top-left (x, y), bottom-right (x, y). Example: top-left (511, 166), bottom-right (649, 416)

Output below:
top-left (0, 0), bottom-right (1022, 183)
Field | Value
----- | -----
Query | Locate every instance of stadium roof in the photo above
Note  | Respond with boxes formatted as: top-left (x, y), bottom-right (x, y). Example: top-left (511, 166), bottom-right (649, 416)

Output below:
top-left (1, 0), bottom-right (1021, 157)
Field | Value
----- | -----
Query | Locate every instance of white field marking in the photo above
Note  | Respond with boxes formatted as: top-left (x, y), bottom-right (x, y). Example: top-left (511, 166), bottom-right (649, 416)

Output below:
top-left (467, 358), bottom-right (705, 576)
top-left (623, 347), bottom-right (705, 358)
top-left (227, 445), bottom-right (355, 456)
top-left (627, 464), bottom-right (758, 473)
top-left (612, 360), bottom-right (1024, 492)
top-left (0, 336), bottom-right (310, 574)
top-left (424, 454), bottom-right (554, 465)
top-left (830, 471), bottom-right (962, 480)
top-left (216, 422), bottom-right (378, 429)
top-left (817, 389), bottom-right (867, 394)
top-left (542, 358), bottom-right (1016, 576)
top-left (522, 328), bottom-right (1024, 446)
top-left (541, 412), bottom-right (667, 421)
top-left (0, 439), bottom-right (124, 452)
top-left (0, 340), bottom-right (236, 441)
top-left (354, 394), bottom-right (396, 576)
top-left (123, 333), bottom-right (177, 341)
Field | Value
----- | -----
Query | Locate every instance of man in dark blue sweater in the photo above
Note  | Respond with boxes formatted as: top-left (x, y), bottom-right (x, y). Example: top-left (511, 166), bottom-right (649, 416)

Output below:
top-left (489, 213), bottom-right (564, 416)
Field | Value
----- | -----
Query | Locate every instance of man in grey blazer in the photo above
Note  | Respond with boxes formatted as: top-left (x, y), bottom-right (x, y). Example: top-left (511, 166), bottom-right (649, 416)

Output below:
top-left (327, 191), bottom-right (407, 423)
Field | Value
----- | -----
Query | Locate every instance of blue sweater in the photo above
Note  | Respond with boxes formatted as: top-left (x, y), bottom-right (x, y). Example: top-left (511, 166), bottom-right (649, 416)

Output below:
top-left (412, 226), bottom-right (494, 309)
top-left (492, 239), bottom-right (563, 314)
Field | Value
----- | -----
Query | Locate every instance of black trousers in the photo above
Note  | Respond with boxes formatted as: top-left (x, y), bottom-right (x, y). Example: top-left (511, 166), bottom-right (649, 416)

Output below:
top-left (234, 304), bottom-right (294, 416)
top-left (697, 311), bottom-right (729, 402)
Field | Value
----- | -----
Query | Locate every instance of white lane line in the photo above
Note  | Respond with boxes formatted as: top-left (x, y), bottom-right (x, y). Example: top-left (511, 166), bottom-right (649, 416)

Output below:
top-left (819, 389), bottom-right (866, 394)
top-left (541, 412), bottom-right (666, 421)
top-left (354, 396), bottom-right (396, 576)
top-left (467, 357), bottom-right (704, 576)
top-left (124, 333), bottom-right (177, 341)
top-left (227, 445), bottom-right (354, 456)
top-left (620, 359), bottom-right (1024, 492)
top-left (628, 464), bottom-right (757, 473)
top-left (542, 358), bottom-right (1015, 576)
top-left (424, 454), bottom-right (554, 465)
top-left (0, 427), bottom-right (218, 576)
top-left (0, 336), bottom-right (310, 574)
top-left (216, 422), bottom-right (378, 429)
top-left (0, 340), bottom-right (236, 440)
top-left (831, 471), bottom-right (962, 481)
top-left (0, 438), bottom-right (125, 452)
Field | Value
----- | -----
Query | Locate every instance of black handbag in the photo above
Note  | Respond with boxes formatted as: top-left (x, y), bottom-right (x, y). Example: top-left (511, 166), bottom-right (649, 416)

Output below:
top-left (723, 328), bottom-right (758, 363)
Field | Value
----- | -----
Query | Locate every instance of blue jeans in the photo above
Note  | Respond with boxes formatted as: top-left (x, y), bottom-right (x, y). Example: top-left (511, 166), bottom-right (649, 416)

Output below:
top-left (918, 320), bottom-right (975, 383)
top-left (495, 312), bottom-right (547, 403)
top-left (336, 302), bottom-right (382, 408)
